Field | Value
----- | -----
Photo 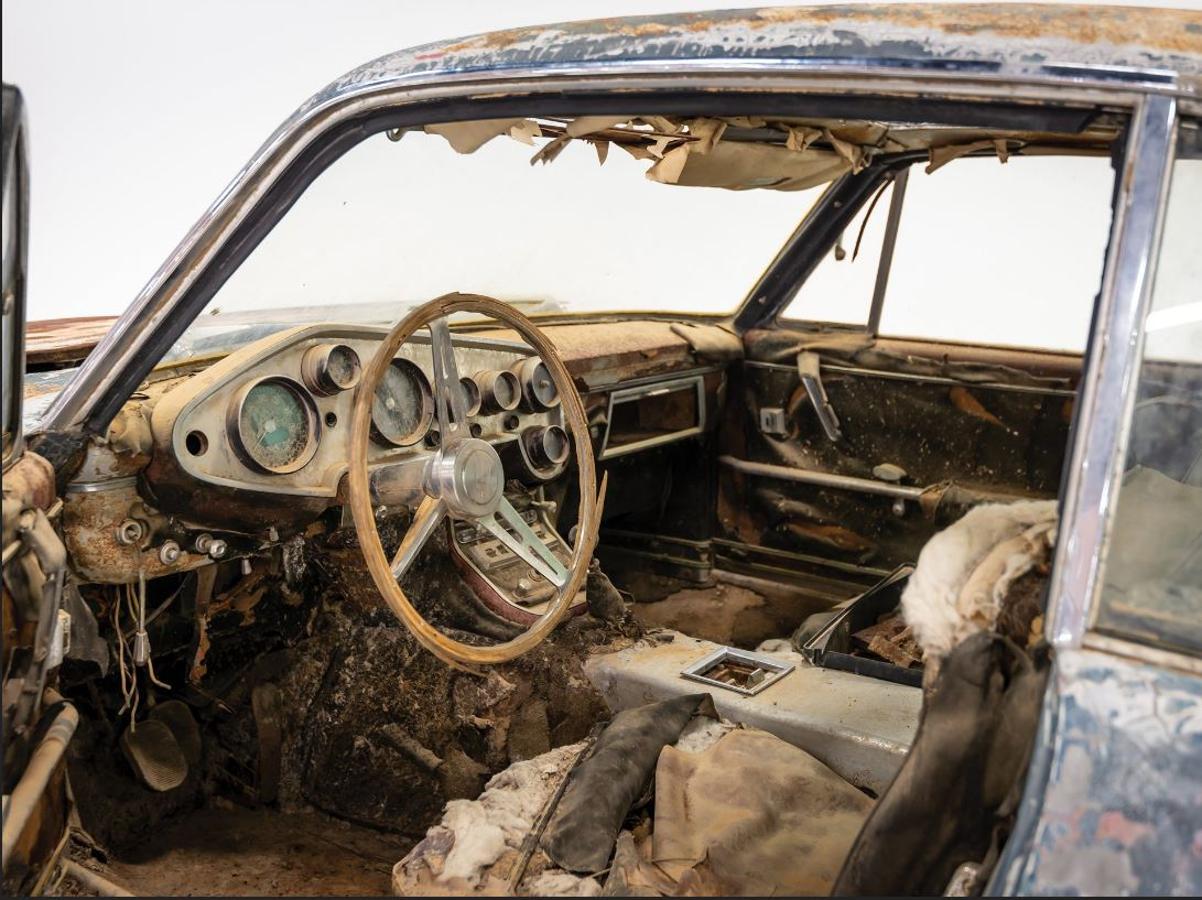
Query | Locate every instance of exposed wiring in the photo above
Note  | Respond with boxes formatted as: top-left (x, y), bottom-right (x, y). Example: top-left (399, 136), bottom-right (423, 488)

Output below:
top-left (119, 572), bottom-right (191, 640)
top-left (113, 585), bottom-right (136, 729)
top-left (851, 177), bottom-right (893, 262)
top-left (127, 580), bottom-right (170, 691)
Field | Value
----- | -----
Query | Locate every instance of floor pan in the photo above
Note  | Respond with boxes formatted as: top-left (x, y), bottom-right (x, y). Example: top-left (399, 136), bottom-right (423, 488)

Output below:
top-left (63, 808), bottom-right (411, 897)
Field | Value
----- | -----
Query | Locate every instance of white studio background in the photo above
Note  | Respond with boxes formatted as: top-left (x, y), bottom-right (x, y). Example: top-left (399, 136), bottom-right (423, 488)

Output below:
top-left (3, 0), bottom-right (1199, 349)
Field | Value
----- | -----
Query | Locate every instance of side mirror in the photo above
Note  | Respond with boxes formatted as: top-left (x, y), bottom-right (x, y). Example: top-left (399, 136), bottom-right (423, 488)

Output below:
top-left (2, 83), bottom-right (29, 471)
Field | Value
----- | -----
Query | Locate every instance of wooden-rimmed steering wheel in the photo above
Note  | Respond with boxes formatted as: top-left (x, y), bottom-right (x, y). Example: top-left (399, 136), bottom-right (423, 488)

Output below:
top-left (347, 293), bottom-right (600, 667)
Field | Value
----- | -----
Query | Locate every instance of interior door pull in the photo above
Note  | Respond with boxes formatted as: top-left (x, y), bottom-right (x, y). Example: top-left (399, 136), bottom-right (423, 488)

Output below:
top-left (796, 351), bottom-right (843, 442)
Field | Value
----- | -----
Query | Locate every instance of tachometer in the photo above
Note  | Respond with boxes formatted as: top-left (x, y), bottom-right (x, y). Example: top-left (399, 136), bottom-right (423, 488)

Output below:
top-left (371, 358), bottom-right (433, 447)
top-left (228, 377), bottom-right (320, 474)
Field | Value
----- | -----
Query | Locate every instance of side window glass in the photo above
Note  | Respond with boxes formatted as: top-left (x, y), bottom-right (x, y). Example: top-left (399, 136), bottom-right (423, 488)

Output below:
top-left (879, 156), bottom-right (1113, 352)
top-left (780, 156), bottom-right (1115, 352)
top-left (1093, 135), bottom-right (1202, 656)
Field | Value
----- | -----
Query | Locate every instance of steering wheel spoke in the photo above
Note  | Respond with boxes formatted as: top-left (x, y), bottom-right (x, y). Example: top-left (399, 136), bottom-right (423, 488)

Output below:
top-left (479, 498), bottom-right (569, 589)
top-left (391, 495), bottom-right (448, 580)
top-left (428, 316), bottom-right (468, 438)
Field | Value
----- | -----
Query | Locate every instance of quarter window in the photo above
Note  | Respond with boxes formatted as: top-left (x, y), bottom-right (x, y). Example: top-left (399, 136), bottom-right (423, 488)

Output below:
top-left (1093, 139), bottom-right (1202, 657)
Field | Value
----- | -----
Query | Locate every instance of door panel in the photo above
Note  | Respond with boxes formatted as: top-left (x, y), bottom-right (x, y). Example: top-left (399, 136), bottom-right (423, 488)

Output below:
top-left (717, 329), bottom-right (1080, 594)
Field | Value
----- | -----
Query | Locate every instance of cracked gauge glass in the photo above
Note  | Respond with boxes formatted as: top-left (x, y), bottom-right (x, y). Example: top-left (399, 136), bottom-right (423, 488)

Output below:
top-left (229, 377), bottom-right (320, 474)
top-left (371, 358), bottom-right (433, 447)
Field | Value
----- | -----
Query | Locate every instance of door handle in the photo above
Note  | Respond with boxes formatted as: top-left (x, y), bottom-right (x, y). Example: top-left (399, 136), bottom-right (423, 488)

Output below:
top-left (797, 351), bottom-right (843, 442)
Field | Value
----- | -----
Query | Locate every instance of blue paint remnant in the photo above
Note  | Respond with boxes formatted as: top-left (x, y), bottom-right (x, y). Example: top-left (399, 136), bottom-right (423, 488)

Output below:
top-left (996, 649), bottom-right (1202, 896)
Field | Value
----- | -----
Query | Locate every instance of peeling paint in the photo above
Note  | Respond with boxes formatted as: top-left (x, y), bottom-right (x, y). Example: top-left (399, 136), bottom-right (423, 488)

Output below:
top-left (995, 648), bottom-right (1202, 895)
top-left (307, 3), bottom-right (1202, 120)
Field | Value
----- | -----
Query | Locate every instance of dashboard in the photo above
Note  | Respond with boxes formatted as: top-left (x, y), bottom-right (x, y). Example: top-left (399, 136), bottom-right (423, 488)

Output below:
top-left (61, 318), bottom-right (724, 586)
top-left (147, 325), bottom-right (568, 518)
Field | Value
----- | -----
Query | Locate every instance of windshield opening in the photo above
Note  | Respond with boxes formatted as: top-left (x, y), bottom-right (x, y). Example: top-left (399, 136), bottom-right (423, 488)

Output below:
top-left (179, 122), bottom-right (819, 360)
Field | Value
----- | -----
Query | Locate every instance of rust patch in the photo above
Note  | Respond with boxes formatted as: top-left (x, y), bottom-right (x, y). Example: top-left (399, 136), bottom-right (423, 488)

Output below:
top-left (190, 615), bottom-right (210, 683)
top-left (26, 315), bottom-right (117, 367)
top-left (431, 5), bottom-right (1201, 64)
top-left (1, 451), bottom-right (56, 516)
top-left (949, 385), bottom-right (1006, 429)
top-left (749, 5), bottom-right (1202, 55)
top-left (784, 520), bottom-right (877, 556)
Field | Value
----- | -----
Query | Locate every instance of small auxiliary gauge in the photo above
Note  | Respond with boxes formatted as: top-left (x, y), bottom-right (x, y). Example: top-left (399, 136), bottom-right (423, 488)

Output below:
top-left (301, 343), bottom-right (362, 395)
top-left (512, 357), bottom-right (560, 411)
top-left (473, 369), bottom-right (522, 415)
top-left (458, 375), bottom-right (482, 417)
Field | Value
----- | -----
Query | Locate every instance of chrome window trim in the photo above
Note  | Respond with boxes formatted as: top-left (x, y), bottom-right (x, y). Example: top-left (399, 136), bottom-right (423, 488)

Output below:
top-left (37, 58), bottom-right (1164, 435)
top-left (1081, 631), bottom-right (1202, 678)
top-left (744, 359), bottom-right (1078, 398)
top-left (1046, 93), bottom-right (1178, 650)
top-left (2, 84), bottom-right (29, 471)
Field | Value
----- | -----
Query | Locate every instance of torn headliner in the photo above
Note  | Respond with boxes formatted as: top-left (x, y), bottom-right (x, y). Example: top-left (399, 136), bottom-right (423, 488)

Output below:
top-left (416, 113), bottom-right (1120, 192)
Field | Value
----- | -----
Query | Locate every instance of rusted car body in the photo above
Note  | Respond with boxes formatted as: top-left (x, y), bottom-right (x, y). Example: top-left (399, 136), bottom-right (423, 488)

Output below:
top-left (3, 4), bottom-right (1200, 896)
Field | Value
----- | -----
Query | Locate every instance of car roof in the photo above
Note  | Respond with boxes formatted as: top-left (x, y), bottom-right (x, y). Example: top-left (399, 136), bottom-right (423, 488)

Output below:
top-left (311, 3), bottom-right (1201, 112)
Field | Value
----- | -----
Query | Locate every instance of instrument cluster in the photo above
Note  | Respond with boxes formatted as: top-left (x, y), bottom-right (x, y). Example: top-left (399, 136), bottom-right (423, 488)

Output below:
top-left (151, 325), bottom-right (566, 503)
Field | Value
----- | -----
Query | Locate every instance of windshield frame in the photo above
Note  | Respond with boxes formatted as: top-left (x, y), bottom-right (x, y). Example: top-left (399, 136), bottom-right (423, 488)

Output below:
top-left (36, 57), bottom-right (1159, 438)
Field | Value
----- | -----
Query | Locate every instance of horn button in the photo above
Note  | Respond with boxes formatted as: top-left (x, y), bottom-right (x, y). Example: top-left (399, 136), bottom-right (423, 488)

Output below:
top-left (429, 438), bottom-right (505, 518)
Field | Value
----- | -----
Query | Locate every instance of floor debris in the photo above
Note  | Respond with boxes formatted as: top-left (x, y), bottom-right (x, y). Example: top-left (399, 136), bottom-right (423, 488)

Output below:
top-left (395, 699), bottom-right (872, 897)
top-left (630, 729), bottom-right (872, 896)
top-left (392, 741), bottom-right (598, 896)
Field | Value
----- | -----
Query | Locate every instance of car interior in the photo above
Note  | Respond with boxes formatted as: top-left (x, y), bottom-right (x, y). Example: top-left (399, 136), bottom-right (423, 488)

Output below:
top-left (7, 103), bottom-right (1201, 896)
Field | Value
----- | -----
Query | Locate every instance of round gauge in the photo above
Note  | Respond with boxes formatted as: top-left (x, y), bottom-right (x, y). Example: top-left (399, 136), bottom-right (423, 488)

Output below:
top-left (228, 377), bottom-right (320, 474)
top-left (513, 357), bottom-right (560, 411)
top-left (523, 424), bottom-right (571, 468)
top-left (371, 358), bottom-right (434, 447)
top-left (474, 370), bottom-right (521, 414)
top-left (458, 376), bottom-right (482, 417)
top-left (301, 343), bottom-right (362, 395)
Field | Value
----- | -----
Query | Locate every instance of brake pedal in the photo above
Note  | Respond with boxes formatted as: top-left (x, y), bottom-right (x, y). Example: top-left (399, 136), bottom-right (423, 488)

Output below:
top-left (120, 719), bottom-right (188, 792)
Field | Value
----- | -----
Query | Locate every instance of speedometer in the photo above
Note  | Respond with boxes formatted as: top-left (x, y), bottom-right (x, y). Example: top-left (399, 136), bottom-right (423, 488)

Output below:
top-left (228, 377), bottom-right (320, 474)
top-left (371, 358), bottom-right (433, 447)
